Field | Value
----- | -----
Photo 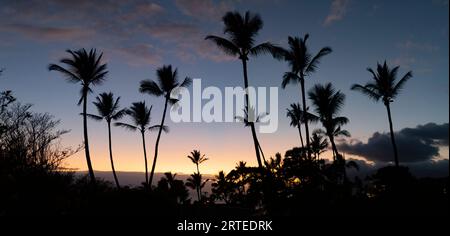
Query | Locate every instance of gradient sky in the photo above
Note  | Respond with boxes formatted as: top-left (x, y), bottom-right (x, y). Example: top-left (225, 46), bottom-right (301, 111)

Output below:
top-left (0, 0), bottom-right (448, 174)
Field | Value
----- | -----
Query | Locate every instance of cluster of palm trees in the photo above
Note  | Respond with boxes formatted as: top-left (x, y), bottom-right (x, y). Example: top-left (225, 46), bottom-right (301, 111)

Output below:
top-left (49, 51), bottom-right (190, 189)
top-left (207, 10), bottom-right (413, 176)
top-left (48, 10), bottom-right (412, 191)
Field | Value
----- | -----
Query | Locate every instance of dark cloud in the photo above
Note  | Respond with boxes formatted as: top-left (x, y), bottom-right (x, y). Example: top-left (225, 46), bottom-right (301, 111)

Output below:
top-left (346, 159), bottom-right (449, 179)
top-left (338, 123), bottom-right (448, 163)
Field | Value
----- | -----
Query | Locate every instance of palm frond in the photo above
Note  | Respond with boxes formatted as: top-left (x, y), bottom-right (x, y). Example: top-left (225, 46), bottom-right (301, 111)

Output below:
top-left (305, 46), bottom-right (332, 74)
top-left (392, 71), bottom-right (413, 99)
top-left (351, 84), bottom-right (381, 101)
top-left (205, 35), bottom-right (240, 57)
top-left (139, 80), bottom-right (164, 97)
top-left (48, 64), bottom-right (81, 83)
top-left (149, 125), bottom-right (169, 133)
top-left (249, 42), bottom-right (285, 59)
top-left (282, 72), bottom-right (299, 88)
top-left (85, 113), bottom-right (103, 121)
top-left (114, 122), bottom-right (138, 131)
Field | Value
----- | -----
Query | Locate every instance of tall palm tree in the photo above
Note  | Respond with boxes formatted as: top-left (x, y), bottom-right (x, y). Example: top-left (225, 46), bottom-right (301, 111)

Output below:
top-left (48, 48), bottom-right (108, 184)
top-left (278, 35), bottom-right (332, 158)
top-left (308, 83), bottom-right (348, 160)
top-left (351, 61), bottom-right (412, 167)
top-left (187, 150), bottom-right (208, 176)
top-left (86, 92), bottom-right (126, 189)
top-left (187, 150), bottom-right (208, 201)
top-left (286, 103), bottom-right (319, 149)
top-left (205, 11), bottom-right (282, 168)
top-left (186, 173), bottom-right (209, 202)
top-left (140, 65), bottom-right (191, 187)
top-left (115, 102), bottom-right (166, 187)
top-left (310, 130), bottom-right (329, 160)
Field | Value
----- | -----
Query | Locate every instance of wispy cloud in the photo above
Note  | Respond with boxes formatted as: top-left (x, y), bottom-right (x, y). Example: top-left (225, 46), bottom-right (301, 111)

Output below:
top-left (111, 44), bottom-right (163, 66)
top-left (323, 0), bottom-right (350, 26)
top-left (143, 23), bottom-right (234, 62)
top-left (174, 0), bottom-right (231, 19)
top-left (398, 40), bottom-right (440, 52)
top-left (0, 24), bottom-right (95, 42)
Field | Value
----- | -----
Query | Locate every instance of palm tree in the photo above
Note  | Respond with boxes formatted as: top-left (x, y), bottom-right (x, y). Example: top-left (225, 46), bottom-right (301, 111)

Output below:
top-left (186, 173), bottom-right (209, 202)
top-left (48, 48), bottom-right (108, 184)
top-left (187, 150), bottom-right (208, 201)
top-left (157, 172), bottom-right (189, 204)
top-left (310, 130), bottom-right (329, 160)
top-left (278, 35), bottom-right (332, 158)
top-left (286, 103), bottom-right (319, 149)
top-left (308, 83), bottom-right (348, 160)
top-left (211, 171), bottom-right (234, 204)
top-left (140, 65), bottom-right (191, 187)
top-left (351, 61), bottom-right (412, 167)
top-left (187, 150), bottom-right (208, 176)
top-left (205, 11), bottom-right (283, 168)
top-left (115, 101), bottom-right (166, 187)
top-left (86, 92), bottom-right (126, 189)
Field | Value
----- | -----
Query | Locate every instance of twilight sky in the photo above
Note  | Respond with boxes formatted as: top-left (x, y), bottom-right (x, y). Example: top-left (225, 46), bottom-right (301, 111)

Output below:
top-left (0, 0), bottom-right (448, 175)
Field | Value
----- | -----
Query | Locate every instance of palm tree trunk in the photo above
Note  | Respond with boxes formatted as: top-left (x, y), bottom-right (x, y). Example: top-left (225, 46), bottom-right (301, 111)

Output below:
top-left (300, 78), bottom-right (311, 159)
top-left (196, 163), bottom-right (200, 175)
top-left (329, 135), bottom-right (339, 161)
top-left (149, 97), bottom-right (169, 187)
top-left (241, 58), bottom-right (263, 168)
top-left (297, 124), bottom-right (304, 148)
top-left (257, 141), bottom-right (267, 165)
top-left (108, 122), bottom-right (120, 189)
top-left (385, 103), bottom-right (399, 167)
top-left (82, 87), bottom-right (96, 185)
top-left (141, 131), bottom-right (149, 186)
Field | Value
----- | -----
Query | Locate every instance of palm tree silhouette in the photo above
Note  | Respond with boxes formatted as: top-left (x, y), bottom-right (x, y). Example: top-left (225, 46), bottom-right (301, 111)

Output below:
top-left (48, 49), bottom-right (108, 184)
top-left (158, 172), bottom-right (189, 204)
top-left (140, 65), bottom-right (191, 187)
top-left (187, 150), bottom-right (208, 201)
top-left (187, 150), bottom-right (208, 176)
top-left (308, 83), bottom-right (348, 160)
top-left (115, 101), bottom-right (166, 187)
top-left (277, 35), bottom-right (332, 158)
top-left (310, 130), bottom-right (328, 160)
top-left (205, 11), bottom-right (283, 168)
top-left (351, 61), bottom-right (412, 167)
top-left (86, 92), bottom-right (126, 189)
top-left (286, 103), bottom-right (319, 149)
top-left (186, 173), bottom-right (209, 202)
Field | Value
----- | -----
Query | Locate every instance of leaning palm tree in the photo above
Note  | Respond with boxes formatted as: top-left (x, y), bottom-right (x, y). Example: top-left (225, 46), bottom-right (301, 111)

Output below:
top-left (140, 65), bottom-right (191, 187)
top-left (48, 48), bottom-right (108, 184)
top-left (87, 92), bottom-right (126, 189)
top-left (205, 11), bottom-right (282, 168)
top-left (115, 101), bottom-right (166, 187)
top-left (308, 83), bottom-right (348, 160)
top-left (278, 35), bottom-right (332, 158)
top-left (187, 150), bottom-right (208, 176)
top-left (351, 61), bottom-right (412, 167)
top-left (286, 103), bottom-right (319, 149)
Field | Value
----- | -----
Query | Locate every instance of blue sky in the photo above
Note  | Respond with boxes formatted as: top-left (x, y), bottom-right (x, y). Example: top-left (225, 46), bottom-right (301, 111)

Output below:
top-left (0, 0), bottom-right (448, 174)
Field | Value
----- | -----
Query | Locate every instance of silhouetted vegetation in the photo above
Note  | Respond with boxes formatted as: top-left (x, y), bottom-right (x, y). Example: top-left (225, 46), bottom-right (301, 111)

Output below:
top-left (0, 9), bottom-right (447, 218)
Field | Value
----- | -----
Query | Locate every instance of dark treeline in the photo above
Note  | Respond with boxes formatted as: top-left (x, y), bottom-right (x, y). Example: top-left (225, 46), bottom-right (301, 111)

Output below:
top-left (0, 11), bottom-right (448, 216)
